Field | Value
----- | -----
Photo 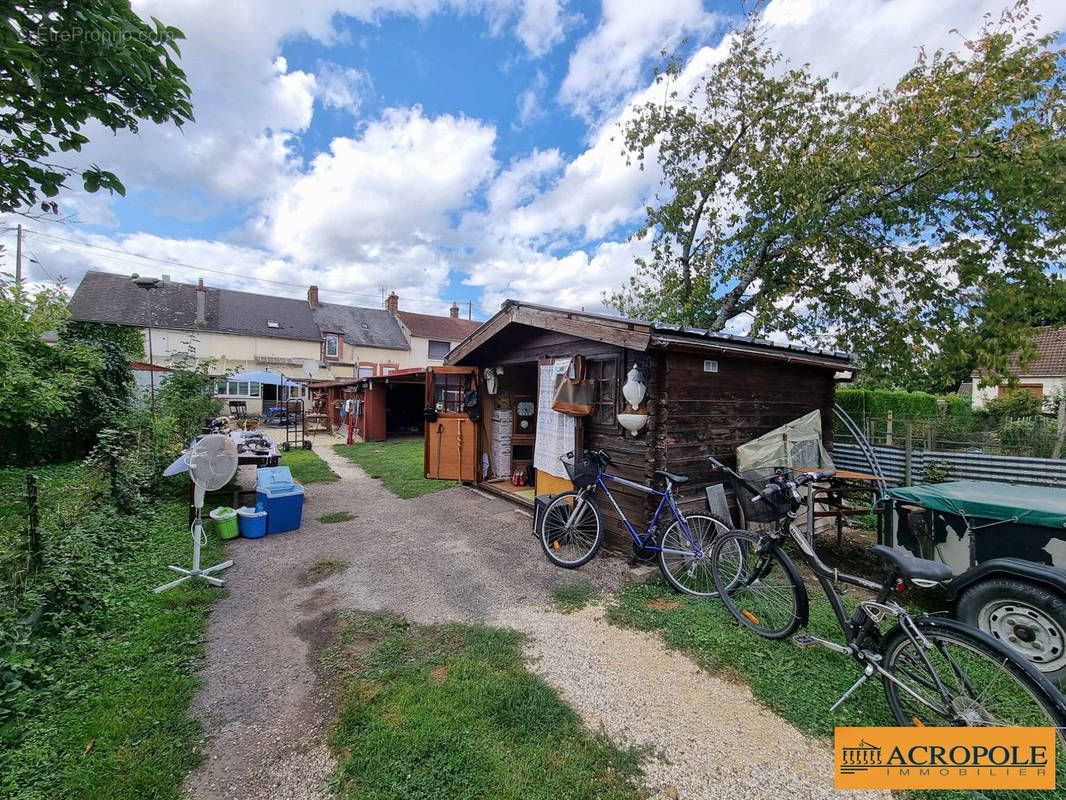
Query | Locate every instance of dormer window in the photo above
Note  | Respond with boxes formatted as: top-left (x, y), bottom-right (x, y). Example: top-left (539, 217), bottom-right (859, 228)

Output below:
top-left (267, 320), bottom-right (280, 329)
top-left (324, 333), bottom-right (340, 359)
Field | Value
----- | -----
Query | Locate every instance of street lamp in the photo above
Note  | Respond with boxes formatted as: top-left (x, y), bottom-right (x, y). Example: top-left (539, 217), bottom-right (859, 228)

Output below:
top-left (132, 274), bottom-right (163, 421)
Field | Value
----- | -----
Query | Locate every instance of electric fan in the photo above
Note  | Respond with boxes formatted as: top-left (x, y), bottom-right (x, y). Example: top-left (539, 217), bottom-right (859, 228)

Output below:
top-left (154, 434), bottom-right (238, 593)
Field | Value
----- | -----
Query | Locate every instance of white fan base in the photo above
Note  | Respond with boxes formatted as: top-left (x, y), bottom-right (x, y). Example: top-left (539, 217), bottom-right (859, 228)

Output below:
top-left (153, 517), bottom-right (234, 593)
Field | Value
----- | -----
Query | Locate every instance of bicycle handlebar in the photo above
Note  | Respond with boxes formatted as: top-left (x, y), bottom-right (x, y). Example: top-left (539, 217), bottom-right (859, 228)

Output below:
top-left (563, 449), bottom-right (612, 466)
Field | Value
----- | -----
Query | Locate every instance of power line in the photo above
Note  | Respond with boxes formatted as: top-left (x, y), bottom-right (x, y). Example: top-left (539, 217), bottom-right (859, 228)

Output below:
top-left (18, 227), bottom-right (465, 310)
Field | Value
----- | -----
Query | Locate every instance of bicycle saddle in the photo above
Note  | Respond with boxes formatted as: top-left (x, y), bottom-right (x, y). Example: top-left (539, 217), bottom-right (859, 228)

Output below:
top-left (870, 545), bottom-right (954, 584)
top-left (654, 470), bottom-right (690, 486)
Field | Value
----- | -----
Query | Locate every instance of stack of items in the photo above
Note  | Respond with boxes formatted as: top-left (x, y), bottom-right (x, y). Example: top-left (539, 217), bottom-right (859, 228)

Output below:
top-left (489, 409), bottom-right (512, 479)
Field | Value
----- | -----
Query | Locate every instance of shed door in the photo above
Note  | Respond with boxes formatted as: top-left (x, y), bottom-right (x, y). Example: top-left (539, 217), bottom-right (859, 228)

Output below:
top-left (424, 367), bottom-right (478, 481)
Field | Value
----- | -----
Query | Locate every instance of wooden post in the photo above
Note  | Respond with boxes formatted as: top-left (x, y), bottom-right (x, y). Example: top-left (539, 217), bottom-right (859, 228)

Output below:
top-left (886, 411), bottom-right (894, 447)
top-left (26, 473), bottom-right (40, 574)
top-left (926, 422), bottom-right (934, 451)
top-left (904, 423), bottom-right (913, 486)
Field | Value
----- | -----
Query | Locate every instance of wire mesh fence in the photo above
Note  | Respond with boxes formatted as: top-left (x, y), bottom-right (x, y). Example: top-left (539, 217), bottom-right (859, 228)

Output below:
top-left (843, 414), bottom-right (1060, 459)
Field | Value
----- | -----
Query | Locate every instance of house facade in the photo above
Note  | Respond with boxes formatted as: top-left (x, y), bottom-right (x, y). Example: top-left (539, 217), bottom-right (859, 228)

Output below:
top-left (68, 272), bottom-right (483, 414)
top-left (971, 326), bottom-right (1066, 411)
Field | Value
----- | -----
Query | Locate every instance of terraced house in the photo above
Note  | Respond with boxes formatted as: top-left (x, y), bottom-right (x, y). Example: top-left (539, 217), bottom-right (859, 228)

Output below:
top-left (68, 272), bottom-right (481, 414)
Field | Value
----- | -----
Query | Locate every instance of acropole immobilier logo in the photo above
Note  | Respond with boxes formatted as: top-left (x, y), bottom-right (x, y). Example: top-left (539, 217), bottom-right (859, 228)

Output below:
top-left (835, 727), bottom-right (1056, 790)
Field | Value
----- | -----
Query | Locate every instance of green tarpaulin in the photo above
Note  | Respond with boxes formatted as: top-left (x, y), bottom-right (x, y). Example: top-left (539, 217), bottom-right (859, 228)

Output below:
top-left (883, 481), bottom-right (1066, 530)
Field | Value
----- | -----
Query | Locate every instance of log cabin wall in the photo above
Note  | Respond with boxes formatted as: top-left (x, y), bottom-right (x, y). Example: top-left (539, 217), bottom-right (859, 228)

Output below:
top-left (659, 348), bottom-right (837, 520)
top-left (461, 322), bottom-right (663, 553)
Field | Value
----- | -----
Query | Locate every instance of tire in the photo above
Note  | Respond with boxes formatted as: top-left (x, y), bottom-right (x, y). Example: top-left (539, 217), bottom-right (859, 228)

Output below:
top-left (658, 514), bottom-right (730, 597)
top-left (957, 578), bottom-right (1066, 685)
top-left (540, 491), bottom-right (604, 569)
top-left (710, 530), bottom-right (808, 639)
top-left (880, 616), bottom-right (1066, 798)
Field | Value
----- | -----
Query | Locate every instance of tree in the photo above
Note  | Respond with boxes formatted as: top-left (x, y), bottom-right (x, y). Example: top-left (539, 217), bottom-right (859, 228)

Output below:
top-left (0, 1), bottom-right (193, 213)
top-left (609, 1), bottom-right (1065, 388)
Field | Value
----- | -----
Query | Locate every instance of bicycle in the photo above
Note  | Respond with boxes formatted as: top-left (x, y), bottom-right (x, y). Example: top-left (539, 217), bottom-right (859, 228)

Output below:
top-left (538, 450), bottom-right (728, 596)
top-left (705, 457), bottom-right (1066, 792)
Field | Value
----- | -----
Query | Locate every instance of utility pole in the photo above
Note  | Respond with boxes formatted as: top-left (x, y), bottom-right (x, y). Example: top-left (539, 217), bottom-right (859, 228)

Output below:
top-left (14, 224), bottom-right (22, 297)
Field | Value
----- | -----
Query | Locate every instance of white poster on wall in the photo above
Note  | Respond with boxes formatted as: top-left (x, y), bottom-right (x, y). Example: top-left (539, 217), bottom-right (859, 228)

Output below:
top-left (533, 360), bottom-right (576, 479)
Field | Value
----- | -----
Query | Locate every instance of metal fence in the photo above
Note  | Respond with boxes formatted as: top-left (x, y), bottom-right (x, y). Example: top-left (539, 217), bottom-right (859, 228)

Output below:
top-left (834, 441), bottom-right (1066, 488)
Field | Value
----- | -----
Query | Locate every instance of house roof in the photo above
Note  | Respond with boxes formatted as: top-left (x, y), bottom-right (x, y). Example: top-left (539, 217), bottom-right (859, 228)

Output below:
top-left (446, 300), bottom-right (852, 371)
top-left (130, 361), bottom-right (172, 372)
top-left (978, 326), bottom-right (1066, 378)
top-left (69, 271), bottom-right (320, 341)
top-left (313, 302), bottom-right (409, 350)
top-left (396, 310), bottom-right (481, 341)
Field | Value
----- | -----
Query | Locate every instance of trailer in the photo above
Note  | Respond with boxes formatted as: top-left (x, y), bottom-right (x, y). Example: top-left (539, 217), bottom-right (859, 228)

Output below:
top-left (881, 480), bottom-right (1066, 683)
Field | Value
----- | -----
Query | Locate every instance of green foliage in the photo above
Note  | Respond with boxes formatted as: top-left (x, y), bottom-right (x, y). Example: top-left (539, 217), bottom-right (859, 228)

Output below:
top-left (0, 277), bottom-right (133, 465)
top-left (976, 390), bottom-right (1044, 425)
top-left (943, 395), bottom-right (972, 420)
top-left (67, 321), bottom-right (145, 359)
top-left (333, 441), bottom-right (457, 498)
top-left (551, 584), bottom-right (600, 613)
top-left (326, 613), bottom-right (645, 800)
top-left (923, 461), bottom-right (953, 483)
top-left (0, 490), bottom-right (222, 799)
top-left (0, 1), bottom-right (193, 213)
top-left (279, 449), bottom-right (339, 485)
top-left (836, 389), bottom-right (940, 422)
top-left (609, 2), bottom-right (1066, 388)
top-left (155, 355), bottom-right (221, 452)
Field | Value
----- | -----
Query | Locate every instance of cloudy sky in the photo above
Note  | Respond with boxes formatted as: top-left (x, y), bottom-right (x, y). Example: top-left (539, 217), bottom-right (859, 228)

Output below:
top-left (7, 0), bottom-right (1065, 320)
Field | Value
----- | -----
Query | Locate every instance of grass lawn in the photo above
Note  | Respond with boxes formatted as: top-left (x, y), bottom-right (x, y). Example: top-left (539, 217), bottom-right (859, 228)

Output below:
top-left (608, 579), bottom-right (1065, 800)
top-left (280, 448), bottom-right (339, 484)
top-left (324, 613), bottom-right (646, 800)
top-left (1, 477), bottom-right (224, 800)
top-left (333, 440), bottom-right (456, 499)
top-left (552, 583), bottom-right (600, 613)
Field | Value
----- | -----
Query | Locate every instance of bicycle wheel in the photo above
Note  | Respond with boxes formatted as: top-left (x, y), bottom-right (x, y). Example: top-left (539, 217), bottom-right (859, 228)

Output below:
top-left (540, 491), bottom-right (604, 568)
top-left (658, 514), bottom-right (729, 597)
top-left (710, 530), bottom-right (808, 639)
top-left (881, 616), bottom-right (1066, 799)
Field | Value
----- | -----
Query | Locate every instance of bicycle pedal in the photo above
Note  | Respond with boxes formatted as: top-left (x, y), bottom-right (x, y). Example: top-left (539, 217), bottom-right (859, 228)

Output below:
top-left (792, 634), bottom-right (818, 648)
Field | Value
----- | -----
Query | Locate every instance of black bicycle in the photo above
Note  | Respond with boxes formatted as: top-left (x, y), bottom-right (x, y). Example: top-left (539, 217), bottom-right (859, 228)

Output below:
top-left (707, 458), bottom-right (1066, 796)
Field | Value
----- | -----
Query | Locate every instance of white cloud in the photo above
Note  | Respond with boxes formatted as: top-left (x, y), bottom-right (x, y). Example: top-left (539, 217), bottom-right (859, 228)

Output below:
top-left (559, 0), bottom-right (722, 120)
top-left (314, 61), bottom-right (374, 113)
top-left (516, 0), bottom-right (575, 56)
top-left (514, 69), bottom-right (549, 128)
top-left (257, 107), bottom-right (494, 275)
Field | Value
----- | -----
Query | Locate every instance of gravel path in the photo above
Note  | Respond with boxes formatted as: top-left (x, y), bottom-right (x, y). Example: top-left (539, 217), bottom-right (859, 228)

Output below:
top-left (183, 439), bottom-right (628, 800)
top-left (497, 604), bottom-right (890, 800)
top-left (184, 439), bottom-right (885, 800)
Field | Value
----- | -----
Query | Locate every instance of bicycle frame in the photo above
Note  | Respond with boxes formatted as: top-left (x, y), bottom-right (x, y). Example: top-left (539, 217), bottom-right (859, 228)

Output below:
top-left (764, 520), bottom-right (967, 715)
top-left (579, 471), bottom-right (703, 557)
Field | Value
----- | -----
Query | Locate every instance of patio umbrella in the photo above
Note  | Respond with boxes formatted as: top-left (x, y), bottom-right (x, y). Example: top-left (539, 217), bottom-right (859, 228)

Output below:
top-left (224, 368), bottom-right (300, 388)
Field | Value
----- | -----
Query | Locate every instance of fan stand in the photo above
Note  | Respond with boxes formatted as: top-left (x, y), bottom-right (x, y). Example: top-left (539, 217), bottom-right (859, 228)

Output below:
top-left (153, 486), bottom-right (235, 594)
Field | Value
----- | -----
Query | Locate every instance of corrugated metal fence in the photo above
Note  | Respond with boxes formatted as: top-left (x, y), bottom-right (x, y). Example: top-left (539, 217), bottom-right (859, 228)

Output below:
top-left (834, 442), bottom-right (1066, 488)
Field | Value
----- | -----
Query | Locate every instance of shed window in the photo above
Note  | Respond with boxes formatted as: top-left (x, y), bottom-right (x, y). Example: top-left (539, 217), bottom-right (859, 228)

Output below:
top-left (428, 340), bottom-right (451, 359)
top-left (433, 373), bottom-right (467, 413)
top-left (267, 320), bottom-right (280, 329)
top-left (587, 357), bottom-right (622, 431)
top-left (324, 334), bottom-right (340, 358)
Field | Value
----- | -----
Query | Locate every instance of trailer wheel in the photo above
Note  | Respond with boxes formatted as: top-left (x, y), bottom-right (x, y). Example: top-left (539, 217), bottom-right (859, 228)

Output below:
top-left (957, 578), bottom-right (1066, 684)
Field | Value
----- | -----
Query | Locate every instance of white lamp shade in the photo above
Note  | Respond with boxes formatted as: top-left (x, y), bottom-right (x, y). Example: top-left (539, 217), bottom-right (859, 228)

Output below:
top-left (622, 365), bottom-right (646, 408)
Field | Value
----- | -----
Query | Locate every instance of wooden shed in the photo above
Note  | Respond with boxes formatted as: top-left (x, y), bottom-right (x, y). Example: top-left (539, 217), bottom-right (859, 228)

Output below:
top-left (423, 300), bottom-right (853, 551)
top-left (358, 368), bottom-right (428, 442)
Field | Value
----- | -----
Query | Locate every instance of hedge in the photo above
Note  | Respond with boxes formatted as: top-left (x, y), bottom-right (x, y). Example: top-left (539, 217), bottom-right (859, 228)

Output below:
top-left (837, 389), bottom-right (941, 422)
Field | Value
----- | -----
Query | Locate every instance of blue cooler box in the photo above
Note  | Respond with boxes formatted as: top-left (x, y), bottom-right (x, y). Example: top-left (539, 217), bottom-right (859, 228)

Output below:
top-left (256, 466), bottom-right (305, 534)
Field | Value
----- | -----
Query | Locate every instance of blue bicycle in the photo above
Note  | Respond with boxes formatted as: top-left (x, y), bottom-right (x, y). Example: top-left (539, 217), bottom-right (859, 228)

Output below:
top-left (539, 449), bottom-right (729, 596)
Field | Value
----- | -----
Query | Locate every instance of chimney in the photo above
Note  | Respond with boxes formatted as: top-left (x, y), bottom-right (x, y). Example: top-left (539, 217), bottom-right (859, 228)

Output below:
top-left (196, 278), bottom-right (206, 324)
top-left (385, 291), bottom-right (399, 314)
top-left (307, 285), bottom-right (319, 309)
top-left (449, 302), bottom-right (459, 319)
